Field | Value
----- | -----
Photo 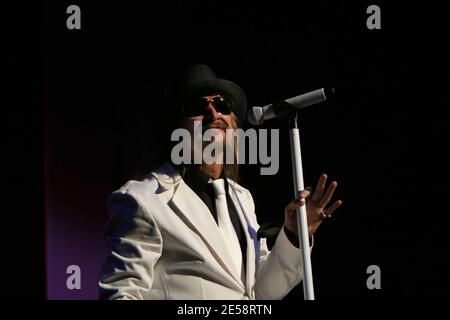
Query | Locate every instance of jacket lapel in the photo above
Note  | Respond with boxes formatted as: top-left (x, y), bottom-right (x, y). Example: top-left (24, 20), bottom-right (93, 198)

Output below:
top-left (227, 181), bottom-right (257, 298)
top-left (154, 167), bottom-right (245, 290)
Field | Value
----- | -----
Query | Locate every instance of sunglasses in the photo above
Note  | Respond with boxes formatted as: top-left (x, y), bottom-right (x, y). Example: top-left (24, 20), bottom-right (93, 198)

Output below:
top-left (181, 95), bottom-right (233, 117)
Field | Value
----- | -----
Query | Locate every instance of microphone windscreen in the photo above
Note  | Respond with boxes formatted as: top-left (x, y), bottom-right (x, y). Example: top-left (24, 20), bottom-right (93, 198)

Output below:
top-left (247, 107), bottom-right (263, 126)
top-left (285, 88), bottom-right (326, 109)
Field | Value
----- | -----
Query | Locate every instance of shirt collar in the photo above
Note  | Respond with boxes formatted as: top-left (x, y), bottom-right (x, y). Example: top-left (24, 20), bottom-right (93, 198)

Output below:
top-left (183, 165), bottom-right (228, 194)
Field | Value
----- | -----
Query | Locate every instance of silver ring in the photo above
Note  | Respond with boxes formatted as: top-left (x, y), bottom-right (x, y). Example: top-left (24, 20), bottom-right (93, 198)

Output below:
top-left (321, 211), bottom-right (331, 219)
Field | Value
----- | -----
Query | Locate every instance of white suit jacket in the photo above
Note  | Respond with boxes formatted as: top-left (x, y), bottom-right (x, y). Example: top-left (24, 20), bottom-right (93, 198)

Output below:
top-left (99, 163), bottom-right (309, 300)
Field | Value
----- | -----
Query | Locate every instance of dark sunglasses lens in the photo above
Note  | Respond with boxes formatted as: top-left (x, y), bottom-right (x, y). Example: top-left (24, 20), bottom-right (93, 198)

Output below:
top-left (182, 96), bottom-right (233, 116)
top-left (212, 97), bottom-right (232, 114)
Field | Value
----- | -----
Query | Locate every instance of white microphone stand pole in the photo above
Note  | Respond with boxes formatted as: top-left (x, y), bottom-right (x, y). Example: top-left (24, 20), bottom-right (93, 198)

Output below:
top-left (288, 111), bottom-right (315, 300)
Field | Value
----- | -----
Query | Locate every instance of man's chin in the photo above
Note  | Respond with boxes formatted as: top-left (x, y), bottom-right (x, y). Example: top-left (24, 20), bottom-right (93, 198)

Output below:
top-left (205, 128), bottom-right (226, 141)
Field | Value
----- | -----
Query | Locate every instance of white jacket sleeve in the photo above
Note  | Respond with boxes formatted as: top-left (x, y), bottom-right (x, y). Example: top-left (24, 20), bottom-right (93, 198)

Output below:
top-left (244, 190), bottom-right (312, 300)
top-left (98, 190), bottom-right (162, 300)
top-left (254, 227), bottom-right (309, 300)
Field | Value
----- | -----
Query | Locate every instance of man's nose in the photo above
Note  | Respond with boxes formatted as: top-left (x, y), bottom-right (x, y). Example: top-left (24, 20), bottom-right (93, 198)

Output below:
top-left (206, 102), bottom-right (220, 120)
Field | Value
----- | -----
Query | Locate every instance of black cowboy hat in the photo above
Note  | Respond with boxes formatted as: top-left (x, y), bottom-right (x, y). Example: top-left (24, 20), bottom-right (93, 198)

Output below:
top-left (164, 64), bottom-right (247, 126)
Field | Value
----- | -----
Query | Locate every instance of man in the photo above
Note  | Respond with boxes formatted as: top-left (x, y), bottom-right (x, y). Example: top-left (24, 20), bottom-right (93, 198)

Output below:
top-left (98, 64), bottom-right (342, 299)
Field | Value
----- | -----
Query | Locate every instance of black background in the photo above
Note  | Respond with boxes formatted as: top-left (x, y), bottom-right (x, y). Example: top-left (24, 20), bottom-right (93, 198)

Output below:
top-left (5, 0), bottom-right (450, 299)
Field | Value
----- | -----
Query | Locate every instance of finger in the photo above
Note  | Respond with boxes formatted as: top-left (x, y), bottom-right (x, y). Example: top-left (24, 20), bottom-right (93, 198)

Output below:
top-left (285, 198), bottom-right (306, 214)
top-left (319, 181), bottom-right (338, 207)
top-left (298, 188), bottom-right (311, 200)
top-left (304, 187), bottom-right (313, 199)
top-left (323, 200), bottom-right (342, 217)
top-left (311, 174), bottom-right (327, 202)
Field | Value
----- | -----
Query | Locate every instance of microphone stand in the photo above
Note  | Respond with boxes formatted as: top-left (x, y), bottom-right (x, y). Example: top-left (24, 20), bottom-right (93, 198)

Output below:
top-left (252, 88), bottom-right (334, 299)
top-left (288, 111), bottom-right (315, 300)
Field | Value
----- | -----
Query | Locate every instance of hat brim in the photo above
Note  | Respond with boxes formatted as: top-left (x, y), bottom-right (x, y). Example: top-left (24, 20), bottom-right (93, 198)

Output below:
top-left (182, 79), bottom-right (247, 126)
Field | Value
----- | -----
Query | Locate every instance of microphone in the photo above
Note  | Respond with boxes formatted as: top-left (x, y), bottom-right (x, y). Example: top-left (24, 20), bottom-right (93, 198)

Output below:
top-left (247, 87), bottom-right (335, 125)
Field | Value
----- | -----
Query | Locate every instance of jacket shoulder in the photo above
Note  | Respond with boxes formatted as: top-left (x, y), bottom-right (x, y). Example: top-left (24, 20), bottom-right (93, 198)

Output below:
top-left (109, 163), bottom-right (180, 203)
top-left (115, 176), bottom-right (158, 196)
